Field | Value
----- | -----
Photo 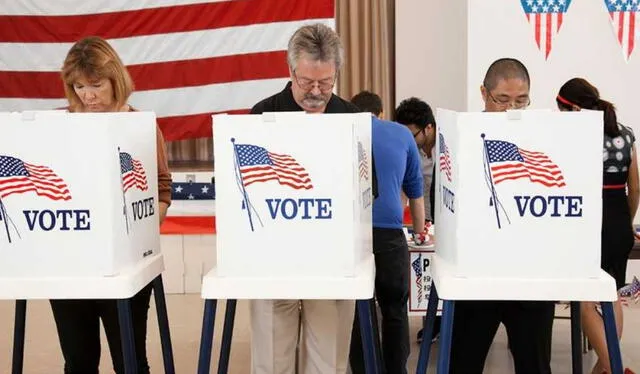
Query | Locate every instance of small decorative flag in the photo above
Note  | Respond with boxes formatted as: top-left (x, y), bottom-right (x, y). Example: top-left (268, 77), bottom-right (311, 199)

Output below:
top-left (520, 0), bottom-right (573, 59)
top-left (604, 0), bottom-right (640, 62)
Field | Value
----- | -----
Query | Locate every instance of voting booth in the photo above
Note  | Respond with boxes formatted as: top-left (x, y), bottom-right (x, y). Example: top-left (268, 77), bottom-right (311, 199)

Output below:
top-left (213, 112), bottom-right (373, 278)
top-left (0, 111), bottom-right (160, 277)
top-left (434, 109), bottom-right (603, 279)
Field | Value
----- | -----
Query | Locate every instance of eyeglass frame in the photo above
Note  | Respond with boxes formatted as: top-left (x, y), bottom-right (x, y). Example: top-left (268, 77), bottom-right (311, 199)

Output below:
top-left (292, 70), bottom-right (337, 92)
top-left (484, 87), bottom-right (531, 109)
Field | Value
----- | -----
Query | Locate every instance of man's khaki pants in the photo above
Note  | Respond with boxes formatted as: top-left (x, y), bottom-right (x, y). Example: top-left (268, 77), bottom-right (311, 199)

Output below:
top-left (250, 299), bottom-right (356, 374)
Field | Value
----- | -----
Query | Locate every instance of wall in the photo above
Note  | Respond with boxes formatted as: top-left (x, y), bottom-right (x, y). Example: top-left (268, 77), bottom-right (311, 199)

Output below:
top-left (396, 0), bottom-right (640, 228)
top-left (466, 0), bottom-right (640, 122)
top-left (395, 0), bottom-right (468, 111)
top-left (397, 0), bottom-right (640, 128)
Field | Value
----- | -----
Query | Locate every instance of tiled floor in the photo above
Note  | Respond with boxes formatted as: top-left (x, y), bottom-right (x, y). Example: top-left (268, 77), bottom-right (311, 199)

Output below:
top-left (0, 296), bottom-right (638, 373)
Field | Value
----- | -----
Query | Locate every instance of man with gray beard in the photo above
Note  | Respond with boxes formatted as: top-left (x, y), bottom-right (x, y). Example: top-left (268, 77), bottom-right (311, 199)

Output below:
top-left (249, 23), bottom-right (378, 374)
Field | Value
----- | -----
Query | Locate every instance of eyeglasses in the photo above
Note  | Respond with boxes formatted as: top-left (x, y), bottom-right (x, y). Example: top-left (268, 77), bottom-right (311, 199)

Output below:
top-left (293, 70), bottom-right (336, 92)
top-left (412, 129), bottom-right (424, 138)
top-left (486, 89), bottom-right (531, 109)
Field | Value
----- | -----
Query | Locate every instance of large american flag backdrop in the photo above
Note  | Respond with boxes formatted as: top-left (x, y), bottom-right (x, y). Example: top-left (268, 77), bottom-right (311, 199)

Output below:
top-left (0, 0), bottom-right (335, 141)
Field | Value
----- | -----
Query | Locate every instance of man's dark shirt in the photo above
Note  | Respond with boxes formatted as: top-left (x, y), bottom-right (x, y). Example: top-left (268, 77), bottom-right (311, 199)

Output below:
top-left (250, 82), bottom-right (379, 199)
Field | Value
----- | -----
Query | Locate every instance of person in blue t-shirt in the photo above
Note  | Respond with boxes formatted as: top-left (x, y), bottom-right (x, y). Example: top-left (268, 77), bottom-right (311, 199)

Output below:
top-left (348, 91), bottom-right (426, 374)
top-left (395, 97), bottom-right (441, 345)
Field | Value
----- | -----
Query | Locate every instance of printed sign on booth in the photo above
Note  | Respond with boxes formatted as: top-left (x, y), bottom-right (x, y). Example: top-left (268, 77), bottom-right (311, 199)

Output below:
top-left (0, 111), bottom-right (160, 277)
top-left (435, 109), bottom-right (602, 280)
top-left (408, 248), bottom-right (443, 316)
top-left (213, 113), bottom-right (373, 279)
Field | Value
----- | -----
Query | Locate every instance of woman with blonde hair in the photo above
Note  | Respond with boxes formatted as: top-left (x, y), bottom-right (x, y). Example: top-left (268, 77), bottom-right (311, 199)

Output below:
top-left (50, 36), bottom-right (172, 374)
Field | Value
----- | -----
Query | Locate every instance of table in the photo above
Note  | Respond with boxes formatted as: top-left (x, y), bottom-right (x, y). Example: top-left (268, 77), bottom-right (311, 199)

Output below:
top-left (196, 254), bottom-right (380, 374)
top-left (0, 254), bottom-right (175, 374)
top-left (416, 254), bottom-right (622, 374)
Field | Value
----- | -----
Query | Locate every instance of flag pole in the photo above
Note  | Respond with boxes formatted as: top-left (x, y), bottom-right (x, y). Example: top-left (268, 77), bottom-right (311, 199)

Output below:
top-left (231, 138), bottom-right (255, 232)
top-left (118, 147), bottom-right (130, 235)
top-left (481, 134), bottom-right (502, 229)
top-left (0, 197), bottom-right (11, 243)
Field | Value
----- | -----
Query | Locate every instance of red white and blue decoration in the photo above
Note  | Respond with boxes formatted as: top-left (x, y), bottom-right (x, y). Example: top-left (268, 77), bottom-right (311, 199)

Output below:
top-left (520, 0), bottom-right (573, 59)
top-left (604, 0), bottom-right (640, 62)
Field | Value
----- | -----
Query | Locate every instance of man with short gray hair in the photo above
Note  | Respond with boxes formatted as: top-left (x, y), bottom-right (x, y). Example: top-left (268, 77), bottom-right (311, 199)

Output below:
top-left (252, 23), bottom-right (348, 114)
top-left (249, 23), bottom-right (378, 374)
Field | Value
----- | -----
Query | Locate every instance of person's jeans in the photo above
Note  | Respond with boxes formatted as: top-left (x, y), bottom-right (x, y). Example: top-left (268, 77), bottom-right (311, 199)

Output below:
top-left (350, 228), bottom-right (410, 374)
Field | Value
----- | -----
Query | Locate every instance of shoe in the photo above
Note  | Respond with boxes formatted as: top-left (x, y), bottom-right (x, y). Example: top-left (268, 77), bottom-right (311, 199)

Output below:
top-left (416, 322), bottom-right (441, 344)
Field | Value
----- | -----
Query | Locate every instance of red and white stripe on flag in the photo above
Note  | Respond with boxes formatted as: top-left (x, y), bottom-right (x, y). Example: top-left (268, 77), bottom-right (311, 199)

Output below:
top-left (0, 0), bottom-right (335, 141)
top-left (520, 0), bottom-right (572, 60)
top-left (526, 11), bottom-right (563, 59)
top-left (604, 0), bottom-right (640, 61)
top-left (609, 9), bottom-right (638, 61)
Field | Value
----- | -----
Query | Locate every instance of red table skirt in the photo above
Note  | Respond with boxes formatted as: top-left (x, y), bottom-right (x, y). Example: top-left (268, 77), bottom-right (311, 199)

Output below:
top-left (160, 216), bottom-right (216, 235)
top-left (160, 207), bottom-right (412, 235)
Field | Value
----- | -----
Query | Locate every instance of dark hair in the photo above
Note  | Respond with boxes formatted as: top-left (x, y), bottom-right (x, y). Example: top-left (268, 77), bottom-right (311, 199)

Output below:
top-left (350, 90), bottom-right (383, 116)
top-left (556, 78), bottom-right (619, 137)
top-left (394, 97), bottom-right (435, 130)
top-left (483, 58), bottom-right (530, 91)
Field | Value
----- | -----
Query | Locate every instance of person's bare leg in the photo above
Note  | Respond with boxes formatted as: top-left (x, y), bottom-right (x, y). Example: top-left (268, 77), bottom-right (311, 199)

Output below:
top-left (590, 360), bottom-right (605, 374)
top-left (581, 301), bottom-right (611, 373)
top-left (614, 298), bottom-right (624, 339)
top-left (585, 297), bottom-right (626, 374)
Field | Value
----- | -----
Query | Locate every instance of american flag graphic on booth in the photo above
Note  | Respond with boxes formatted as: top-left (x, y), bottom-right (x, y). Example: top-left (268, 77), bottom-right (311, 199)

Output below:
top-left (485, 139), bottom-right (566, 187)
top-left (234, 143), bottom-right (313, 190)
top-left (439, 133), bottom-right (453, 182)
top-left (520, 0), bottom-right (573, 59)
top-left (358, 141), bottom-right (368, 180)
top-left (411, 255), bottom-right (423, 304)
top-left (605, 0), bottom-right (640, 61)
top-left (120, 152), bottom-right (149, 192)
top-left (0, 155), bottom-right (71, 200)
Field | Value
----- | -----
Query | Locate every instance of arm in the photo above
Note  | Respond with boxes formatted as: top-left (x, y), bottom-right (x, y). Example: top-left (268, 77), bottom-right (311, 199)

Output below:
top-left (628, 145), bottom-right (640, 226)
top-left (402, 129), bottom-right (425, 234)
top-left (408, 196), bottom-right (426, 233)
top-left (429, 164), bottom-right (436, 223)
top-left (156, 126), bottom-right (173, 225)
top-left (400, 191), bottom-right (408, 208)
top-left (159, 201), bottom-right (169, 223)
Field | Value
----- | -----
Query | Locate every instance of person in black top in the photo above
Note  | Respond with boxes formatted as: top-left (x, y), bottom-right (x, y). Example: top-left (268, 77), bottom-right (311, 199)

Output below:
top-left (556, 77), bottom-right (639, 374)
top-left (248, 23), bottom-right (378, 374)
top-left (448, 58), bottom-right (555, 374)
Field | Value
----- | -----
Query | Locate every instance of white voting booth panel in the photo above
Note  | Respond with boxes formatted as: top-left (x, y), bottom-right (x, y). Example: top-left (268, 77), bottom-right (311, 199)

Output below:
top-left (0, 111), bottom-right (160, 277)
top-left (213, 112), bottom-right (373, 278)
top-left (434, 109), bottom-right (603, 279)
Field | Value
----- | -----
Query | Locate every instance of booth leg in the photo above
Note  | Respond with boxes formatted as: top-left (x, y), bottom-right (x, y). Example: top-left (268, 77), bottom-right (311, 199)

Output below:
top-left (601, 302), bottom-right (623, 374)
top-left (570, 301), bottom-right (583, 374)
top-left (357, 299), bottom-right (380, 374)
top-left (217, 299), bottom-right (237, 374)
top-left (416, 282), bottom-right (439, 374)
top-left (436, 300), bottom-right (455, 374)
top-left (369, 299), bottom-right (384, 370)
top-left (152, 275), bottom-right (176, 374)
top-left (117, 299), bottom-right (138, 374)
top-left (197, 299), bottom-right (218, 374)
top-left (11, 300), bottom-right (27, 374)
